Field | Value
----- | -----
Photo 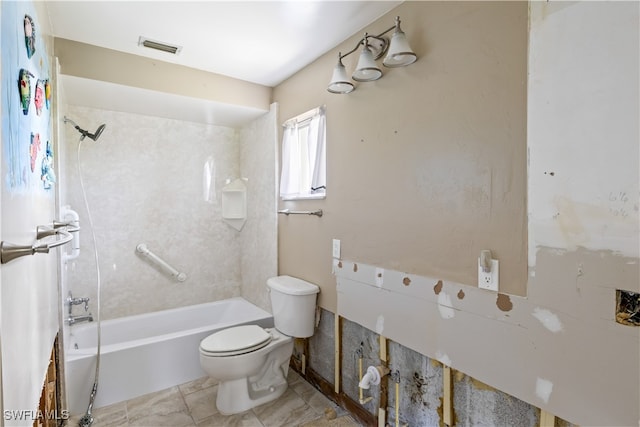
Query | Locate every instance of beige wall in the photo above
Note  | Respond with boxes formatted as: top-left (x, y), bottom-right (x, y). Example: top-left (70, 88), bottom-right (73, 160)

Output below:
top-left (278, 1), bottom-right (640, 425)
top-left (54, 38), bottom-right (271, 112)
top-left (274, 1), bottom-right (529, 309)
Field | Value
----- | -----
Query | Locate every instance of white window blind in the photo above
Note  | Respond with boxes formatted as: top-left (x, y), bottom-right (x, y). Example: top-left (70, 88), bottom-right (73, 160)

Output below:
top-left (280, 106), bottom-right (326, 200)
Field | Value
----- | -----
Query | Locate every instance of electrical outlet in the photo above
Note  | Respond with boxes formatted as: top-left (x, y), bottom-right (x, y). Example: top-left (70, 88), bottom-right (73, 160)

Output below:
top-left (478, 258), bottom-right (499, 291)
top-left (332, 239), bottom-right (341, 259)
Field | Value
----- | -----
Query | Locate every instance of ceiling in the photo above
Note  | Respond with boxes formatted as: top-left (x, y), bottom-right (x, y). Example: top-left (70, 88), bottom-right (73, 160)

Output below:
top-left (46, 1), bottom-right (401, 126)
top-left (45, 1), bottom-right (401, 86)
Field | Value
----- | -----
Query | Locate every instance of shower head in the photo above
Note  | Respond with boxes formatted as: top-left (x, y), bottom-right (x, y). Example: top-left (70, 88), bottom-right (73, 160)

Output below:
top-left (63, 116), bottom-right (106, 141)
top-left (92, 124), bottom-right (106, 141)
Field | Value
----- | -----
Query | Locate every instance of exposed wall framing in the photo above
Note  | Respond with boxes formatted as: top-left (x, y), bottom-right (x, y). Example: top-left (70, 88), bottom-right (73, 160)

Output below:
top-left (292, 308), bottom-right (578, 427)
top-left (443, 366), bottom-right (453, 427)
top-left (335, 313), bottom-right (341, 393)
top-left (540, 410), bottom-right (556, 427)
top-left (378, 336), bottom-right (388, 427)
top-left (36, 337), bottom-right (62, 427)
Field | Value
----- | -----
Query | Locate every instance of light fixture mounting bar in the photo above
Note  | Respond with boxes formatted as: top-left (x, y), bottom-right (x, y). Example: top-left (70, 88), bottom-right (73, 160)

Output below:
top-left (338, 24), bottom-right (396, 62)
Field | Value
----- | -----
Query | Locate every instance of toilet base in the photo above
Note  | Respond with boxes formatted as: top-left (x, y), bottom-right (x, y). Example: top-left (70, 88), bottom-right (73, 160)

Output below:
top-left (215, 353), bottom-right (290, 415)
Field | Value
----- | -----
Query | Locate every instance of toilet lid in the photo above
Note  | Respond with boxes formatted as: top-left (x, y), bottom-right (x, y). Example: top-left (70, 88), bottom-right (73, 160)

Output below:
top-left (200, 325), bottom-right (272, 357)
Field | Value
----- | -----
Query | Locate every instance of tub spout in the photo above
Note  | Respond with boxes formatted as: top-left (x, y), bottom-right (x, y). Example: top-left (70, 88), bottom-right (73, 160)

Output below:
top-left (66, 313), bottom-right (93, 326)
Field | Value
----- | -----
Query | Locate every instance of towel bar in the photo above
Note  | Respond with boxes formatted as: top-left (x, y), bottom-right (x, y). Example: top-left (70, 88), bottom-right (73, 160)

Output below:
top-left (278, 209), bottom-right (323, 217)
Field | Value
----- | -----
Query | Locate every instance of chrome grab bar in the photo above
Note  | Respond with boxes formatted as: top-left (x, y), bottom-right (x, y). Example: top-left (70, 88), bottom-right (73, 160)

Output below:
top-left (136, 243), bottom-right (187, 282)
top-left (0, 223), bottom-right (78, 264)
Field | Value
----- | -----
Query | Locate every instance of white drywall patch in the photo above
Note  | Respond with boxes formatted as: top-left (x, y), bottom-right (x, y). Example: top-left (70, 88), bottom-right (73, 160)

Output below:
top-left (375, 315), bottom-right (384, 334)
top-left (375, 268), bottom-right (384, 287)
top-left (532, 307), bottom-right (564, 333)
top-left (536, 377), bottom-right (554, 404)
top-left (436, 352), bottom-right (452, 367)
top-left (332, 258), bottom-right (343, 274)
top-left (437, 292), bottom-right (456, 319)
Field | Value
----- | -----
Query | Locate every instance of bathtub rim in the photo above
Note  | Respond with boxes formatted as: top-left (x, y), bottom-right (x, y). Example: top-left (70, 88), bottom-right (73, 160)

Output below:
top-left (65, 297), bottom-right (273, 357)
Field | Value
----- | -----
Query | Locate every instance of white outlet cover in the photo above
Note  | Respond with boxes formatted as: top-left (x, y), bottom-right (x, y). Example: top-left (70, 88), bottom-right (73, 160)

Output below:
top-left (332, 239), bottom-right (341, 259)
top-left (478, 258), bottom-right (499, 291)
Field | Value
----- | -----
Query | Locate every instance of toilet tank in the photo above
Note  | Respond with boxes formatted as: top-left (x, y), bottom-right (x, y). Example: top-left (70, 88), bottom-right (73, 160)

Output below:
top-left (267, 275), bottom-right (320, 338)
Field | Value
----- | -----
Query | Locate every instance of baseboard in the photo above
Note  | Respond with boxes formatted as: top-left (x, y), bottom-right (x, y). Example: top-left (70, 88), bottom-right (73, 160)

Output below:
top-left (290, 358), bottom-right (376, 426)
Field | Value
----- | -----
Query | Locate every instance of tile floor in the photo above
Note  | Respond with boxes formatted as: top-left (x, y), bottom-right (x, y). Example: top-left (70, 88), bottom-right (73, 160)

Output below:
top-left (68, 370), bottom-right (362, 427)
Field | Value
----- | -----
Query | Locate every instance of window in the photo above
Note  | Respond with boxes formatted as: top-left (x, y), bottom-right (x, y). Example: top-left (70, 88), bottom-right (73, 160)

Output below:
top-left (279, 106), bottom-right (326, 200)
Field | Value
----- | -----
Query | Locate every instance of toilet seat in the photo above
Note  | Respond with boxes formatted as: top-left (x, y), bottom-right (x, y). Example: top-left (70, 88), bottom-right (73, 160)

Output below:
top-left (200, 325), bottom-right (272, 357)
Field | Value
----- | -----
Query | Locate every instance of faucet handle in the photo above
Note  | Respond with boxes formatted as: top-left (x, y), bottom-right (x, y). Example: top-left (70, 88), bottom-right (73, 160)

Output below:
top-left (66, 292), bottom-right (90, 310)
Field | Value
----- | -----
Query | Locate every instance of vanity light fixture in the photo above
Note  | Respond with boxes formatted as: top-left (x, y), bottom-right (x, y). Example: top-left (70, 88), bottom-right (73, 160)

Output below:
top-left (327, 16), bottom-right (417, 94)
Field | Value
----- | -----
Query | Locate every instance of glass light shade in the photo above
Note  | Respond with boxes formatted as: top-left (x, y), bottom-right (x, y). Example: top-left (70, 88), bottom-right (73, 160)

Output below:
top-left (383, 29), bottom-right (417, 67)
top-left (327, 59), bottom-right (355, 94)
top-left (352, 45), bottom-right (382, 82)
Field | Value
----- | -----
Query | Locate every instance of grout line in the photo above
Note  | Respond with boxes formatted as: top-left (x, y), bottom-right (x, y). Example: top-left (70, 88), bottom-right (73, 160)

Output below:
top-left (254, 411), bottom-right (267, 427)
top-left (166, 373), bottom-right (346, 427)
top-left (124, 400), bottom-right (130, 426)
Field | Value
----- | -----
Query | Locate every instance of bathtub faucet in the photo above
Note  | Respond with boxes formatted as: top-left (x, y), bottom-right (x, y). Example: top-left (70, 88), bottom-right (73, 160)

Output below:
top-left (66, 291), bottom-right (90, 315)
top-left (66, 313), bottom-right (93, 326)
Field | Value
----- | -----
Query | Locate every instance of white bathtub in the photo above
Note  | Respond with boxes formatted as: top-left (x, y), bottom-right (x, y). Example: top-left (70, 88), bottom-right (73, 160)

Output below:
top-left (65, 297), bottom-right (273, 415)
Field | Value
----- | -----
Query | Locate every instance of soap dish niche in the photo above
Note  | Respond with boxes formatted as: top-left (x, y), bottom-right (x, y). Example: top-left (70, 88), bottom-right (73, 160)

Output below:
top-left (222, 178), bottom-right (247, 230)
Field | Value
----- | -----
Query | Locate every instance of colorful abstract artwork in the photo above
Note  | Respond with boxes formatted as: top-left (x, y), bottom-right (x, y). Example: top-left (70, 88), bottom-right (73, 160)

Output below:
top-left (44, 79), bottom-right (51, 109)
top-left (29, 132), bottom-right (41, 172)
top-left (34, 79), bottom-right (45, 115)
top-left (24, 14), bottom-right (36, 59)
top-left (18, 69), bottom-right (33, 115)
top-left (41, 141), bottom-right (56, 190)
top-left (2, 3), bottom-right (54, 192)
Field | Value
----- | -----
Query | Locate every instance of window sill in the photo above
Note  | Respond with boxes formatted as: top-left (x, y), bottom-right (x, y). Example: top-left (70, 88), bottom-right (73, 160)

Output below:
top-left (281, 193), bottom-right (326, 201)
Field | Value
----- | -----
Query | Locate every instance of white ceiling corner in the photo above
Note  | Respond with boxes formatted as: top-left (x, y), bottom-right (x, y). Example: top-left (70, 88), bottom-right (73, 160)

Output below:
top-left (47, 1), bottom-right (402, 126)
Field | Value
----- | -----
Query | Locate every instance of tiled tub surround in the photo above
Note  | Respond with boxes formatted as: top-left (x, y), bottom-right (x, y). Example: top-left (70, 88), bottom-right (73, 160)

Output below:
top-left (60, 103), bottom-right (280, 418)
top-left (61, 104), bottom-right (277, 321)
top-left (238, 104), bottom-right (279, 313)
top-left (67, 370), bottom-right (360, 427)
top-left (65, 298), bottom-right (273, 416)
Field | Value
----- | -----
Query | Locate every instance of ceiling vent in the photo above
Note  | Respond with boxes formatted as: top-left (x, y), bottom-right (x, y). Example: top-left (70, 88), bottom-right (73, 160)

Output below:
top-left (138, 36), bottom-right (182, 55)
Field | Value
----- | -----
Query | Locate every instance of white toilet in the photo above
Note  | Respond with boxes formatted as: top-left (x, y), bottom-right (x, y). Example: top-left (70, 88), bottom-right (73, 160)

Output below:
top-left (199, 275), bottom-right (320, 415)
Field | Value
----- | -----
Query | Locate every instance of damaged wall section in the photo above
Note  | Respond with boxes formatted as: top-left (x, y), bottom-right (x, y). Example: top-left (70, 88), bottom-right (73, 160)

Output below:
top-left (295, 308), bottom-right (571, 426)
top-left (335, 254), bottom-right (638, 426)
top-left (341, 317), bottom-right (382, 413)
top-left (452, 371), bottom-right (537, 426)
top-left (387, 341), bottom-right (442, 426)
top-left (616, 289), bottom-right (640, 326)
